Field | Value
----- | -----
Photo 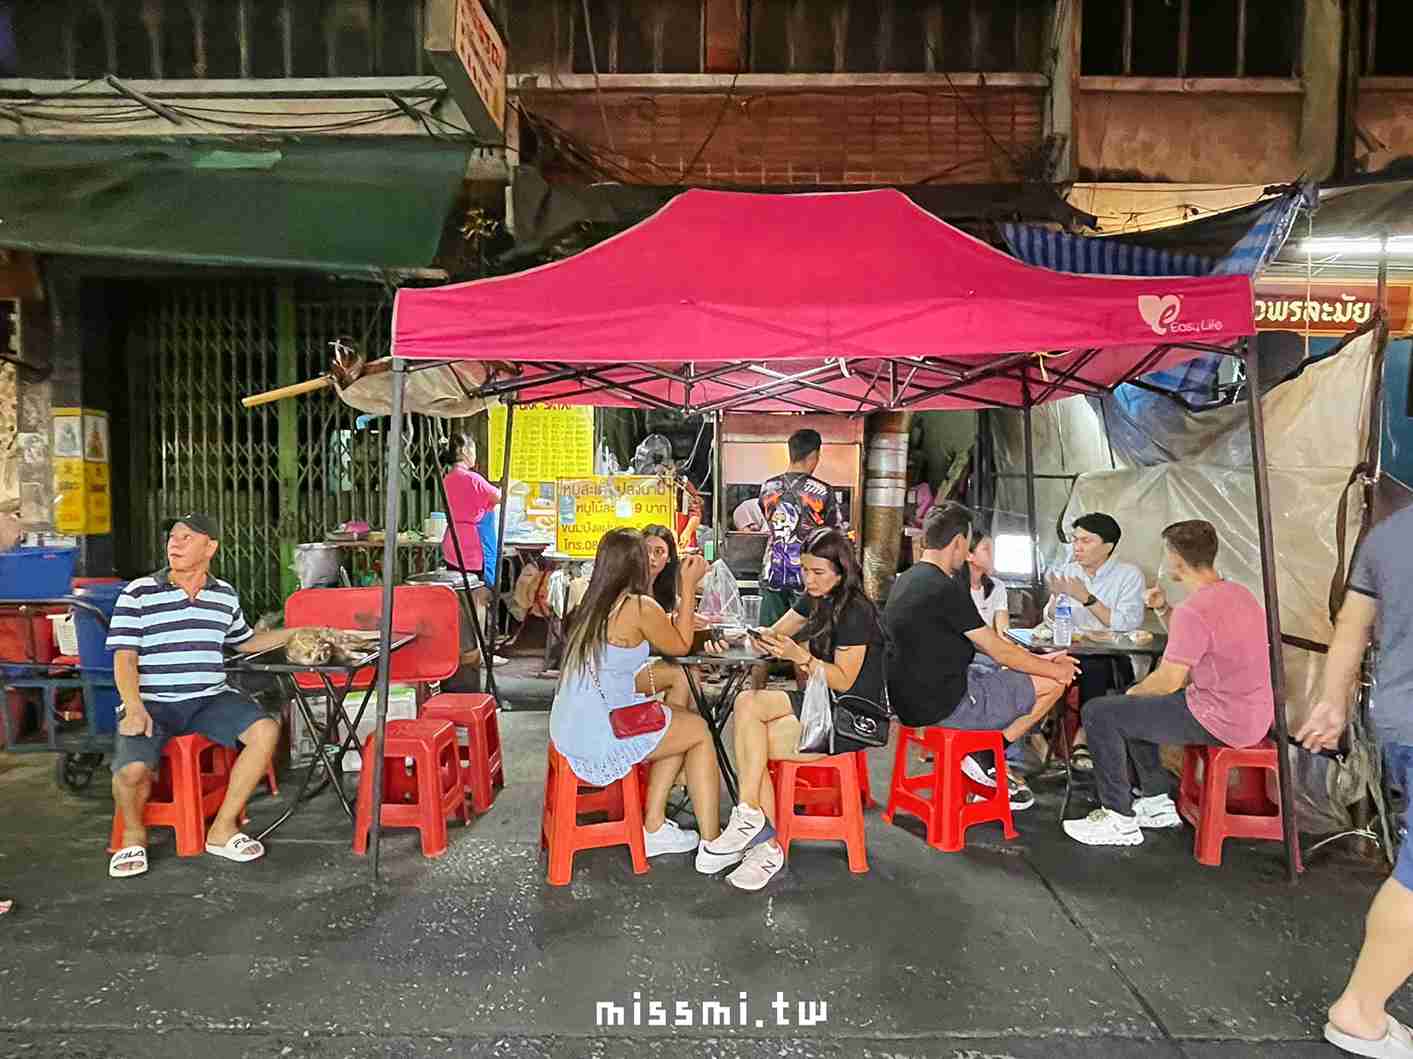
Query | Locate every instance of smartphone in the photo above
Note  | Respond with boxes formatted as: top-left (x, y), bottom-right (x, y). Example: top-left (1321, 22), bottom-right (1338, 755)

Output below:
top-left (747, 627), bottom-right (769, 643)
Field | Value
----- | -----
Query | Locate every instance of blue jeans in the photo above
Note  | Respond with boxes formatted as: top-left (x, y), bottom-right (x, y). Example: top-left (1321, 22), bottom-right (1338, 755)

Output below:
top-left (1386, 743), bottom-right (1413, 892)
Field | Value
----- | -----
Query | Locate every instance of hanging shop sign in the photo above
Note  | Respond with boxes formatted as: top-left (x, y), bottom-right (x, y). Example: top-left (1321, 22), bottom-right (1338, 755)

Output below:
top-left (555, 475), bottom-right (677, 559)
top-left (490, 404), bottom-right (595, 546)
top-left (423, 0), bottom-right (507, 140)
top-left (51, 408), bottom-right (111, 535)
top-left (1254, 279), bottom-right (1413, 336)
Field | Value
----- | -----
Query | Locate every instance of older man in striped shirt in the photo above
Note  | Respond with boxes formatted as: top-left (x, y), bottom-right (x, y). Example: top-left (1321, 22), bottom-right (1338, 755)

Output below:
top-left (107, 514), bottom-right (305, 879)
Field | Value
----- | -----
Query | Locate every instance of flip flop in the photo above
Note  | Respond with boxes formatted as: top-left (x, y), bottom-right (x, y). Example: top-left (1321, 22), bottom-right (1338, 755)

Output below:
top-left (1325, 1015), bottom-right (1413, 1058)
top-left (205, 833), bottom-right (265, 864)
top-left (108, 845), bottom-right (148, 879)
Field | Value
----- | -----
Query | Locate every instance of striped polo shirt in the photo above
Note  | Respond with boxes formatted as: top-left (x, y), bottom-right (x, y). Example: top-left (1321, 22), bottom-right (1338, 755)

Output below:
top-left (105, 569), bottom-right (254, 702)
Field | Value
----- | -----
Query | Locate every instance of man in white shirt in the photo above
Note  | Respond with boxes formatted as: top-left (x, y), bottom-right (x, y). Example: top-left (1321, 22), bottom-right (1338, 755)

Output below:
top-left (1044, 512), bottom-right (1146, 768)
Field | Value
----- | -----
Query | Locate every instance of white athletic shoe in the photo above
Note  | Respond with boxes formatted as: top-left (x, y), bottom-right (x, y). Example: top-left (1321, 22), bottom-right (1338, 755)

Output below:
top-left (702, 803), bottom-right (768, 857)
top-left (643, 819), bottom-right (700, 857)
top-left (1133, 793), bottom-right (1183, 829)
top-left (961, 755), bottom-right (997, 788)
top-left (1063, 808), bottom-right (1144, 847)
top-left (726, 841), bottom-right (786, 891)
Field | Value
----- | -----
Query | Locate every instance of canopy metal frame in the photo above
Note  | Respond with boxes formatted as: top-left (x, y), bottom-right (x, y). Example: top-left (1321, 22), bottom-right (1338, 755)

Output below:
top-left (364, 335), bottom-right (1304, 885)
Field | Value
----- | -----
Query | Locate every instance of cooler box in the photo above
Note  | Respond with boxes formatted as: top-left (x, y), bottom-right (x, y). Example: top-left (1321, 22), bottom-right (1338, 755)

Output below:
top-left (72, 581), bottom-right (126, 734)
top-left (0, 546), bottom-right (78, 600)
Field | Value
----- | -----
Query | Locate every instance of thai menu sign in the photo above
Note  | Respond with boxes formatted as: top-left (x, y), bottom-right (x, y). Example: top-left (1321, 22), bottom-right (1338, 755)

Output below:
top-left (1253, 279), bottom-right (1413, 336)
top-left (424, 0), bottom-right (506, 140)
top-left (555, 476), bottom-right (677, 559)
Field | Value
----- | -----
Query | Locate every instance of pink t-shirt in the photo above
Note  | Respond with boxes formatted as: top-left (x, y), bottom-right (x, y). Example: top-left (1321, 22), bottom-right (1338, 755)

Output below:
top-left (442, 465), bottom-right (499, 572)
top-left (1164, 580), bottom-right (1273, 747)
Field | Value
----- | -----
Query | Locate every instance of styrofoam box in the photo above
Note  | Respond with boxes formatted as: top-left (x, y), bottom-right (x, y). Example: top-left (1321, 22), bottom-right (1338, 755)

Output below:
top-left (290, 684), bottom-right (418, 772)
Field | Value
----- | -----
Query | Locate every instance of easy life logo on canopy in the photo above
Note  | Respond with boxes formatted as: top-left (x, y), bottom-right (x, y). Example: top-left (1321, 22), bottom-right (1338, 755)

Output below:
top-left (1137, 294), bottom-right (1225, 338)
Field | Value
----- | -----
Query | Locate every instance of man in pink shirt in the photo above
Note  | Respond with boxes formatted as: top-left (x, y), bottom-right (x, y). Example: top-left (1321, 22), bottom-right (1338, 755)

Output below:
top-left (1065, 520), bottom-right (1274, 847)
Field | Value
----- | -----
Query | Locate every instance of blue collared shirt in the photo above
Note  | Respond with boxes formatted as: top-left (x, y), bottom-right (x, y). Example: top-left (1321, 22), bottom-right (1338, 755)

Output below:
top-left (1048, 555), bottom-right (1146, 632)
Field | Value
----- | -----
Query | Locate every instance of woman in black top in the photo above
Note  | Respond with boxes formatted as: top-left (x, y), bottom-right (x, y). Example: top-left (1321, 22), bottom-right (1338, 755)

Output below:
top-left (699, 528), bottom-right (886, 891)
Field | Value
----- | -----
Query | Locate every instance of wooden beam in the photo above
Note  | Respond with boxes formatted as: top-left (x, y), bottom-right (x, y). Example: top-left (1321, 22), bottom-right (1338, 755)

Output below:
top-left (1235, 0), bottom-right (1247, 79)
top-left (1077, 75), bottom-right (1304, 95)
top-left (1121, 0), bottom-right (1133, 75)
top-left (1365, 0), bottom-right (1378, 76)
top-left (1177, 0), bottom-right (1190, 78)
top-left (703, 0), bottom-right (742, 74)
top-left (507, 71), bottom-right (1049, 91)
top-left (0, 76), bottom-right (451, 99)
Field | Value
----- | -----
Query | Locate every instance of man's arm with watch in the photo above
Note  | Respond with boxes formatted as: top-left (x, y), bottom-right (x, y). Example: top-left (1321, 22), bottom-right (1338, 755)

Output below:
top-left (113, 649), bottom-right (153, 737)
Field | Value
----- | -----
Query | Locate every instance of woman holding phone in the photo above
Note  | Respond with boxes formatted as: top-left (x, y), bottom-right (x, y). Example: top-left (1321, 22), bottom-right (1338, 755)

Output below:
top-left (699, 528), bottom-right (887, 891)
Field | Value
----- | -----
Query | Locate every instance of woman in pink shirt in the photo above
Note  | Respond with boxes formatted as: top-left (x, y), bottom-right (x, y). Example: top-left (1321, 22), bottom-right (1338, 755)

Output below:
top-left (440, 435), bottom-right (502, 686)
top-left (1064, 519), bottom-right (1274, 848)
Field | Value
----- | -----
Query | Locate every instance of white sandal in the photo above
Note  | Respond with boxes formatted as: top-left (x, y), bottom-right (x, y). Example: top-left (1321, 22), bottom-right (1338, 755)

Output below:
top-left (1325, 1015), bottom-right (1413, 1058)
top-left (108, 845), bottom-right (148, 878)
top-left (205, 833), bottom-right (265, 863)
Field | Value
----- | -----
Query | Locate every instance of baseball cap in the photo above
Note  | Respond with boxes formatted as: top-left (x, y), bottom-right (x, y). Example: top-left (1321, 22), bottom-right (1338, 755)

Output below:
top-left (162, 512), bottom-right (220, 540)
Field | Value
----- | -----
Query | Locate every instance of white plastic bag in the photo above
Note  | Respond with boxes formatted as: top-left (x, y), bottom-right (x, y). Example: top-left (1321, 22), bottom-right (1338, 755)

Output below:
top-left (795, 664), bottom-right (833, 755)
top-left (696, 558), bottom-right (745, 626)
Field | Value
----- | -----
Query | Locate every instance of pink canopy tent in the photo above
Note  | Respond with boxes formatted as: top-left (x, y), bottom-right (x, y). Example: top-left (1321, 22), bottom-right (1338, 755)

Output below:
top-left (390, 188), bottom-right (1255, 413)
top-left (362, 188), bottom-right (1301, 883)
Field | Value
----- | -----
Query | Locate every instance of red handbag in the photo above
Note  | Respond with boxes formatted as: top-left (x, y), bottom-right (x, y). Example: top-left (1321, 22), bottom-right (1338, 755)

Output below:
top-left (608, 698), bottom-right (668, 739)
top-left (588, 663), bottom-right (668, 739)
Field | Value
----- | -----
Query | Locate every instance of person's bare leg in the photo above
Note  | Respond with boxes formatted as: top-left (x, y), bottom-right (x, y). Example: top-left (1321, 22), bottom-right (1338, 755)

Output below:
top-left (207, 718), bottom-right (280, 847)
top-left (643, 755), bottom-right (683, 832)
top-left (682, 736), bottom-right (721, 840)
top-left (1327, 877), bottom-right (1413, 1041)
top-left (111, 763), bottom-right (152, 861)
top-left (733, 692), bottom-right (792, 811)
top-left (1003, 677), bottom-right (1066, 744)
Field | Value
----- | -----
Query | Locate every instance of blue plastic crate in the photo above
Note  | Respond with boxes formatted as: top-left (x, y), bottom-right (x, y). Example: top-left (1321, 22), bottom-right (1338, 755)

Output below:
top-left (0, 546), bottom-right (78, 600)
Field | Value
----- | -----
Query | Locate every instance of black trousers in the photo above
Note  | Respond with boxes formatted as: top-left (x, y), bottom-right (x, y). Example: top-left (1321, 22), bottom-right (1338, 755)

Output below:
top-left (1082, 690), bottom-right (1223, 814)
top-left (1078, 655), bottom-right (1134, 706)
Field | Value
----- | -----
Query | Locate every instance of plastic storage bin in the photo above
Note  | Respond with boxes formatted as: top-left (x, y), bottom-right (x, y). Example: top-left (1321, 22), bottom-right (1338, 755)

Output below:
top-left (0, 546), bottom-right (78, 600)
top-left (73, 581), bottom-right (126, 734)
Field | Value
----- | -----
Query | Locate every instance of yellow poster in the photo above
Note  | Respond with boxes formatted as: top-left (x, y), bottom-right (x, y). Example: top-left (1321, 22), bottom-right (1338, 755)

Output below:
top-left (488, 404), bottom-right (595, 482)
top-left (555, 475), bottom-right (676, 559)
top-left (51, 407), bottom-right (111, 535)
top-left (84, 461), bottom-right (111, 535)
top-left (53, 458), bottom-right (85, 533)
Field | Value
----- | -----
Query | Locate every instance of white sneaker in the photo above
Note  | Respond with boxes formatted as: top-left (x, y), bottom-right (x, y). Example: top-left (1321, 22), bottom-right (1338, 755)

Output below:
top-left (726, 840), bottom-right (785, 891)
top-left (961, 755), bottom-right (997, 788)
top-left (695, 840), bottom-right (747, 875)
top-left (1133, 793), bottom-right (1182, 829)
top-left (701, 803), bottom-right (767, 857)
top-left (643, 819), bottom-right (700, 857)
top-left (1063, 808), bottom-right (1144, 847)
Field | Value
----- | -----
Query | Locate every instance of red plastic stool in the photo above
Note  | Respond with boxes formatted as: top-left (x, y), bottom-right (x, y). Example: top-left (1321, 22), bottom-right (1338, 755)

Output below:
top-left (1178, 742), bottom-right (1302, 869)
top-left (883, 726), bottom-right (1017, 852)
top-left (854, 750), bottom-right (876, 808)
top-left (107, 734), bottom-right (239, 857)
top-left (541, 742), bottom-right (649, 886)
top-left (421, 693), bottom-right (504, 813)
top-left (767, 754), bottom-right (869, 873)
top-left (353, 719), bottom-right (468, 858)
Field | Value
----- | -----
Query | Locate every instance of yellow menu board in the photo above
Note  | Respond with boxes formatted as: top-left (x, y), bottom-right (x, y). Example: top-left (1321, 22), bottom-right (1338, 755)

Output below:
top-left (555, 475), bottom-right (676, 559)
top-left (488, 404), bottom-right (595, 482)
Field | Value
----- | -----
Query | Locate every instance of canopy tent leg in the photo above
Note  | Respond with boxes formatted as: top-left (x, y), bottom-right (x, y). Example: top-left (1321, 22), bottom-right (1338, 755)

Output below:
top-left (713, 411), bottom-right (723, 551)
top-left (489, 401), bottom-right (516, 653)
top-left (368, 358), bottom-right (408, 881)
top-left (437, 480), bottom-right (499, 704)
top-left (1242, 340), bottom-right (1302, 883)
top-left (1022, 398), bottom-right (1040, 595)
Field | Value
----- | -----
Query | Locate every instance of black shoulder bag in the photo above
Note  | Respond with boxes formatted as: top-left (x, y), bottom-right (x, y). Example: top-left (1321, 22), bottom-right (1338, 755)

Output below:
top-left (826, 612), bottom-right (893, 751)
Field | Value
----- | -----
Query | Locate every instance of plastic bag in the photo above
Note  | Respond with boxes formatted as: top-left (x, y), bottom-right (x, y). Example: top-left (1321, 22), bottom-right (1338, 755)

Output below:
top-left (795, 665), bottom-right (833, 755)
top-left (696, 558), bottom-right (744, 626)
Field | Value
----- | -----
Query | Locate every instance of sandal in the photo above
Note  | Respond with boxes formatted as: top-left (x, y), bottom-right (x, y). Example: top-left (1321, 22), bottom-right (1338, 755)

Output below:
top-left (109, 845), bottom-right (148, 878)
top-left (1070, 745), bottom-right (1095, 771)
top-left (205, 833), bottom-right (265, 864)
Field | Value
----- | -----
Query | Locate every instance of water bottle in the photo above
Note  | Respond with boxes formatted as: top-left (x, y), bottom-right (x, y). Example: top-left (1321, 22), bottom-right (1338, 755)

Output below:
top-left (1054, 595), bottom-right (1074, 648)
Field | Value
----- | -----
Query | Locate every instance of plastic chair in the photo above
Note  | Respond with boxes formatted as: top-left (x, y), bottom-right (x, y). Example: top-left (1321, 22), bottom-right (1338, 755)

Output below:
top-left (353, 719), bottom-right (468, 858)
top-left (420, 693), bottom-right (504, 813)
top-left (768, 753), bottom-right (869, 872)
top-left (1178, 742), bottom-right (1302, 869)
top-left (541, 742), bottom-right (649, 886)
top-left (107, 734), bottom-right (241, 857)
top-left (883, 726), bottom-right (1017, 852)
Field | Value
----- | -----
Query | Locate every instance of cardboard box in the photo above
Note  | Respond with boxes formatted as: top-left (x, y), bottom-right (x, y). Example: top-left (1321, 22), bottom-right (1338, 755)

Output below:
top-left (289, 684), bottom-right (418, 772)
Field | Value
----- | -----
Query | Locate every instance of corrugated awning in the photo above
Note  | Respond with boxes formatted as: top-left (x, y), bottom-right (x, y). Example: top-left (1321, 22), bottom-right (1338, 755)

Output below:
top-left (0, 137), bottom-right (469, 274)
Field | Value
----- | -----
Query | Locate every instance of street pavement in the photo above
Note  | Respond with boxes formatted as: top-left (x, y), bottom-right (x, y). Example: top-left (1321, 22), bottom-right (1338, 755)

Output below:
top-left (0, 678), bottom-right (1405, 1059)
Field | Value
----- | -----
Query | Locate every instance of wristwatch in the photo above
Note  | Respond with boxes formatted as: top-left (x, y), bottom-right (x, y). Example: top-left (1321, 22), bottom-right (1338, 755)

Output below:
top-left (1083, 594), bottom-right (1098, 608)
top-left (115, 703), bottom-right (127, 720)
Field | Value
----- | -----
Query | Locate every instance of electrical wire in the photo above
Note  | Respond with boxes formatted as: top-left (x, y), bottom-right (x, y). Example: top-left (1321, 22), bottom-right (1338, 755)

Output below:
top-left (676, 69), bottom-right (741, 185)
top-left (579, 0), bottom-right (617, 153)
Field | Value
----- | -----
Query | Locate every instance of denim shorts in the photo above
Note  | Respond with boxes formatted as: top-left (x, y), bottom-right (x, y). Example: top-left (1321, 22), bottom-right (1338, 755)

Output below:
top-left (1388, 743), bottom-right (1413, 893)
top-left (946, 667), bottom-right (1037, 731)
top-left (110, 690), bottom-right (270, 774)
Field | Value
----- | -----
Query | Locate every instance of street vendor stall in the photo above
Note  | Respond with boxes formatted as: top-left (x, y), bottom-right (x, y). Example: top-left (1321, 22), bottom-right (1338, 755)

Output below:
top-left (362, 187), bottom-right (1278, 879)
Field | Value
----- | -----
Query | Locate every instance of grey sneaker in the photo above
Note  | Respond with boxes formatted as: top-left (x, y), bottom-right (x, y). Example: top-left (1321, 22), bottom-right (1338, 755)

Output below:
top-left (1063, 808), bottom-right (1144, 847)
top-left (1133, 793), bottom-right (1182, 829)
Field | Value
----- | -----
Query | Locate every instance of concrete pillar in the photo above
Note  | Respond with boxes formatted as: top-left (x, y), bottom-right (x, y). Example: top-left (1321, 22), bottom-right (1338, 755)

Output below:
top-left (861, 411), bottom-right (911, 602)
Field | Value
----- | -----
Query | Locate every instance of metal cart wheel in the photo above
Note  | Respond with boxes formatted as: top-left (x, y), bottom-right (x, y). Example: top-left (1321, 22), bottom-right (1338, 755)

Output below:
top-left (56, 752), bottom-right (104, 792)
